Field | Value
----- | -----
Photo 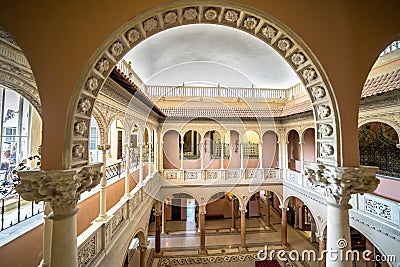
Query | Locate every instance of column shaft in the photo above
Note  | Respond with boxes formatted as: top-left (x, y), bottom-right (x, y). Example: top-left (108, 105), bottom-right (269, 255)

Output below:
top-left (326, 204), bottom-right (351, 267)
top-left (51, 213), bottom-right (78, 267)
top-left (124, 145), bottom-right (131, 196)
top-left (281, 208), bottom-right (287, 246)
top-left (199, 209), bottom-right (206, 254)
top-left (265, 198), bottom-right (270, 227)
top-left (155, 213), bottom-right (161, 254)
top-left (220, 140), bottom-right (224, 169)
top-left (40, 203), bottom-right (53, 267)
top-left (240, 209), bottom-right (247, 252)
top-left (240, 143), bottom-right (244, 169)
top-left (319, 236), bottom-right (327, 267)
top-left (98, 146), bottom-right (108, 220)
top-left (140, 247), bottom-right (147, 267)
top-left (148, 142), bottom-right (152, 176)
top-left (180, 141), bottom-right (184, 170)
top-left (139, 144), bottom-right (143, 185)
top-left (259, 142), bottom-right (263, 169)
top-left (231, 198), bottom-right (237, 231)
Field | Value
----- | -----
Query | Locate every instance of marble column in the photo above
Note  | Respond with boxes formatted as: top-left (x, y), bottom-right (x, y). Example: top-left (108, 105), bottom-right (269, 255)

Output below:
top-left (180, 140), bottom-right (184, 170)
top-left (161, 202), bottom-right (166, 234)
top-left (154, 201), bottom-right (162, 254)
top-left (240, 207), bottom-right (247, 252)
top-left (231, 198), bottom-right (237, 231)
top-left (294, 206), bottom-right (299, 229)
top-left (264, 193), bottom-right (271, 227)
top-left (139, 246), bottom-right (147, 267)
top-left (318, 234), bottom-right (327, 267)
top-left (299, 141), bottom-right (304, 172)
top-left (240, 142), bottom-right (244, 169)
top-left (305, 163), bottom-right (379, 267)
top-left (139, 142), bottom-right (144, 185)
top-left (160, 140), bottom-right (164, 172)
top-left (220, 139), bottom-right (224, 170)
top-left (148, 142), bottom-right (152, 176)
top-left (16, 163), bottom-right (102, 267)
top-left (281, 206), bottom-right (288, 246)
top-left (199, 205), bottom-right (207, 255)
top-left (259, 141), bottom-right (263, 169)
top-left (124, 144), bottom-right (132, 197)
top-left (39, 202), bottom-right (53, 267)
top-left (97, 144), bottom-right (110, 220)
top-left (200, 139), bottom-right (204, 170)
top-left (365, 239), bottom-right (375, 267)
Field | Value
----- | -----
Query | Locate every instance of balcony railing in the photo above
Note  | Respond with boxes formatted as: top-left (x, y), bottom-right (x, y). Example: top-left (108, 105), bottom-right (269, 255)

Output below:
top-left (105, 161), bottom-right (122, 180)
top-left (116, 59), bottom-right (306, 100)
top-left (162, 168), bottom-right (281, 184)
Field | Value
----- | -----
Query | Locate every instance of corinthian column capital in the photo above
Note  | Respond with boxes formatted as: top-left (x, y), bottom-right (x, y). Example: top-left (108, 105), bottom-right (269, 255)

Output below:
top-left (16, 163), bottom-right (102, 218)
top-left (304, 162), bottom-right (379, 206)
top-left (97, 144), bottom-right (110, 151)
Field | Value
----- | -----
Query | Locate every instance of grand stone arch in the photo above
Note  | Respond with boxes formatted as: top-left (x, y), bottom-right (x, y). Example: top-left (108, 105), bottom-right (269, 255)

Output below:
top-left (66, 0), bottom-right (340, 169)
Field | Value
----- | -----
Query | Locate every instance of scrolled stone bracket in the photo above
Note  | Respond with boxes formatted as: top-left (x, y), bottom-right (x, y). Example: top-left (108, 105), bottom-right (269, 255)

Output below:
top-left (97, 144), bottom-right (110, 152)
top-left (16, 163), bottom-right (103, 219)
top-left (304, 162), bottom-right (380, 206)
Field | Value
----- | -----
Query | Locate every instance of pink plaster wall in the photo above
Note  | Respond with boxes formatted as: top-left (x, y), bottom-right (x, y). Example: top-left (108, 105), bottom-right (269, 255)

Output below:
top-left (303, 129), bottom-right (315, 162)
top-left (288, 130), bottom-right (300, 171)
top-left (163, 131), bottom-right (179, 169)
top-left (227, 131), bottom-right (240, 169)
top-left (373, 177), bottom-right (400, 202)
top-left (262, 131), bottom-right (279, 168)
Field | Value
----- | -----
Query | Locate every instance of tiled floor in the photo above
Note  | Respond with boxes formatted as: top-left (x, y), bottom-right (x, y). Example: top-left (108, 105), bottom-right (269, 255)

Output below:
top-left (129, 209), bottom-right (320, 267)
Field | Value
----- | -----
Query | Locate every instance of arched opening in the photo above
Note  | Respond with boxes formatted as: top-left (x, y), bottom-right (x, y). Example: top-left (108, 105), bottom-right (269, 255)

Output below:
top-left (182, 130), bottom-right (201, 169)
top-left (287, 130), bottom-right (300, 172)
top-left (204, 130), bottom-right (223, 169)
top-left (302, 128), bottom-right (316, 170)
top-left (262, 131), bottom-right (279, 168)
top-left (243, 130), bottom-right (260, 168)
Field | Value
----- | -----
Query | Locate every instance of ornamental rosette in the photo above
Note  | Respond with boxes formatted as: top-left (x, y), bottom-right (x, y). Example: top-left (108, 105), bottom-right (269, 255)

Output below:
top-left (86, 77), bottom-right (99, 92)
top-left (224, 10), bottom-right (239, 22)
top-left (96, 58), bottom-right (110, 73)
top-left (261, 26), bottom-right (277, 38)
top-left (143, 18), bottom-right (158, 32)
top-left (204, 8), bottom-right (218, 20)
top-left (164, 11), bottom-right (177, 24)
top-left (243, 17), bottom-right (258, 30)
top-left (291, 53), bottom-right (306, 65)
top-left (110, 41), bottom-right (124, 58)
top-left (126, 28), bottom-right (140, 43)
top-left (183, 8), bottom-right (198, 20)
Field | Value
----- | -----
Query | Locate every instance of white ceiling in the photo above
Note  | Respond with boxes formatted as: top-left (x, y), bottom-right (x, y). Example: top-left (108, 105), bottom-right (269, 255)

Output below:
top-left (124, 24), bottom-right (300, 89)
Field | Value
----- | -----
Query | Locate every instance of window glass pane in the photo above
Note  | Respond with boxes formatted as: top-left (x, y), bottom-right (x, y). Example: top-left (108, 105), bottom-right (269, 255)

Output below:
top-left (3, 90), bottom-right (20, 137)
top-left (89, 117), bottom-right (100, 162)
top-left (21, 98), bottom-right (31, 137)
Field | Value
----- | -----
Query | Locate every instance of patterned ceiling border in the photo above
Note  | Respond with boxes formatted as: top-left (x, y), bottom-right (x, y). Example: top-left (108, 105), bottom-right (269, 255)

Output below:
top-left (66, 0), bottom-right (340, 168)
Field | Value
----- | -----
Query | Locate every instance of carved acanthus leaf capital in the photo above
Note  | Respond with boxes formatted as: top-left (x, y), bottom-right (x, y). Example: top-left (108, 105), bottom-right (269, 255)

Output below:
top-left (304, 162), bottom-right (379, 206)
top-left (16, 163), bottom-right (102, 217)
top-left (97, 144), bottom-right (110, 151)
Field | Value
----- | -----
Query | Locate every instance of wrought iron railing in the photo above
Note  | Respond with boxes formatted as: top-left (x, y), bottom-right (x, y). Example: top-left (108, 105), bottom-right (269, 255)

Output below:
top-left (0, 155), bottom-right (43, 232)
top-left (105, 161), bottom-right (122, 180)
top-left (243, 142), bottom-right (259, 159)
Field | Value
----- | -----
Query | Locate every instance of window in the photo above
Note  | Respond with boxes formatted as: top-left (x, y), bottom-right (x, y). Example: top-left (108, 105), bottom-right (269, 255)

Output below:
top-left (89, 117), bottom-right (101, 162)
top-left (0, 88), bottom-right (33, 180)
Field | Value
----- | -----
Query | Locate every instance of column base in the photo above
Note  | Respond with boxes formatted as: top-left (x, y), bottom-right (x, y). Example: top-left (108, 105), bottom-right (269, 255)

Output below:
top-left (95, 214), bottom-right (110, 222)
top-left (199, 249), bottom-right (207, 255)
top-left (122, 193), bottom-right (132, 199)
top-left (239, 247), bottom-right (248, 253)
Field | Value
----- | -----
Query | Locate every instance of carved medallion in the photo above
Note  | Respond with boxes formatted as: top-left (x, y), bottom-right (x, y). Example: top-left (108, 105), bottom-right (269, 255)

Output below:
top-left (86, 77), bottom-right (99, 92)
top-left (110, 41), bottom-right (124, 58)
top-left (143, 18), bottom-right (158, 32)
top-left (224, 10), bottom-right (239, 22)
top-left (291, 52), bottom-right (306, 65)
top-left (95, 58), bottom-right (110, 74)
top-left (78, 98), bottom-right (92, 113)
top-left (74, 121), bottom-right (88, 136)
top-left (302, 68), bottom-right (317, 82)
top-left (183, 8), bottom-right (198, 20)
top-left (204, 8), bottom-right (218, 20)
top-left (73, 144), bottom-right (85, 158)
top-left (311, 86), bottom-right (326, 99)
top-left (126, 28), bottom-right (140, 43)
top-left (277, 39), bottom-right (291, 52)
top-left (261, 25), bottom-right (277, 39)
top-left (164, 11), bottom-right (178, 24)
top-left (243, 17), bottom-right (258, 30)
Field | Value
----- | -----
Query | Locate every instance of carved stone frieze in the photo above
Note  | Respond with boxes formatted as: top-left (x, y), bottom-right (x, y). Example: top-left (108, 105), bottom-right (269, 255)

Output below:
top-left (15, 163), bottom-right (102, 216)
top-left (304, 162), bottom-right (379, 206)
